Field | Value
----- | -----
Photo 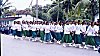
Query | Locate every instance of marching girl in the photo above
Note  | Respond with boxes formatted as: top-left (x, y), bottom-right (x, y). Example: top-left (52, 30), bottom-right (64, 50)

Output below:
top-left (80, 21), bottom-right (87, 47)
top-left (6, 25), bottom-right (10, 35)
top-left (39, 22), bottom-right (45, 42)
top-left (16, 21), bottom-right (23, 40)
top-left (61, 21), bottom-right (72, 47)
top-left (84, 22), bottom-right (97, 51)
top-left (70, 21), bottom-right (76, 46)
top-left (55, 22), bottom-right (62, 44)
top-left (50, 22), bottom-right (56, 43)
top-left (28, 21), bottom-right (33, 37)
top-left (4, 25), bottom-right (7, 35)
top-left (30, 21), bottom-right (37, 41)
top-left (35, 21), bottom-right (40, 37)
top-left (44, 21), bottom-right (51, 43)
top-left (60, 22), bottom-right (64, 41)
top-left (27, 21), bottom-right (33, 41)
top-left (1, 25), bottom-right (5, 34)
top-left (74, 20), bottom-right (83, 48)
top-left (11, 21), bottom-right (17, 39)
top-left (26, 22), bottom-right (30, 38)
top-left (94, 22), bottom-right (100, 50)
top-left (22, 20), bottom-right (27, 39)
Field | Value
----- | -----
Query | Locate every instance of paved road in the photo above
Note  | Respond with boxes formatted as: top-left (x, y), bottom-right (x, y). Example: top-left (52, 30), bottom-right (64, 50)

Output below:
top-left (1, 34), bottom-right (100, 56)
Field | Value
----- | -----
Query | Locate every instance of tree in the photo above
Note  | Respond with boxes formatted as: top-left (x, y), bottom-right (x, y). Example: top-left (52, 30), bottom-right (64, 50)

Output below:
top-left (0, 0), bottom-right (12, 18)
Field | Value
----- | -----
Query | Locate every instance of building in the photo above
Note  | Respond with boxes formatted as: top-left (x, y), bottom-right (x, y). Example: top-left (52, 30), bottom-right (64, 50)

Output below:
top-left (0, 16), bottom-right (22, 25)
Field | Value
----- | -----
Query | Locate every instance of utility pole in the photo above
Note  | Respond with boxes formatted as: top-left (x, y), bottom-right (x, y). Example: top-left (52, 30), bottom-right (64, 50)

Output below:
top-left (36, 0), bottom-right (38, 21)
top-left (57, 0), bottom-right (59, 22)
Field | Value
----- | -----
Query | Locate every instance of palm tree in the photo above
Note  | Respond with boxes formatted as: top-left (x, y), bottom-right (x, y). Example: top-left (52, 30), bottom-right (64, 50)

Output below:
top-left (0, 0), bottom-right (12, 18)
top-left (67, 0), bottom-right (91, 20)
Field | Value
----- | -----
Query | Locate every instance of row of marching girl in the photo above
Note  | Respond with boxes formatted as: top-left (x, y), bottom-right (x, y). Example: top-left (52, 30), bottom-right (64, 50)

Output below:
top-left (11, 20), bottom-right (100, 51)
top-left (60, 20), bottom-right (100, 51)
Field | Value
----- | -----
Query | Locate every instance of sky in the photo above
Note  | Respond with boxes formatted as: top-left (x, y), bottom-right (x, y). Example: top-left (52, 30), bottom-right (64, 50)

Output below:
top-left (3, 0), bottom-right (53, 10)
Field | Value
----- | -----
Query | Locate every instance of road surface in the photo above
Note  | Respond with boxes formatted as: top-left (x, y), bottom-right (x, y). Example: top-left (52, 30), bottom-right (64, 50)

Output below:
top-left (1, 34), bottom-right (100, 56)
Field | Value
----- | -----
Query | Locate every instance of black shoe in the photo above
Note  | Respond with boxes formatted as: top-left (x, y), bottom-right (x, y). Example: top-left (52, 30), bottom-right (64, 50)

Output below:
top-left (51, 39), bottom-right (54, 42)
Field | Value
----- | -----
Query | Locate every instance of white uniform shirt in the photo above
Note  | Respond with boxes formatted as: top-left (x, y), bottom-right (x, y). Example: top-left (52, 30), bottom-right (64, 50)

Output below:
top-left (64, 24), bottom-right (71, 34)
top-left (22, 24), bottom-right (28, 30)
top-left (28, 24), bottom-right (32, 30)
top-left (75, 24), bottom-right (81, 34)
top-left (50, 24), bottom-right (56, 31)
top-left (81, 25), bottom-right (87, 33)
top-left (94, 25), bottom-right (99, 36)
top-left (12, 24), bottom-right (17, 30)
top-left (45, 25), bottom-right (50, 33)
top-left (31, 24), bottom-right (37, 31)
top-left (70, 24), bottom-right (76, 32)
top-left (16, 24), bottom-right (22, 31)
top-left (36, 24), bottom-right (40, 30)
top-left (55, 24), bottom-right (63, 33)
top-left (86, 26), bottom-right (95, 36)
top-left (26, 25), bottom-right (30, 30)
top-left (40, 24), bottom-right (45, 31)
top-left (60, 25), bottom-right (63, 32)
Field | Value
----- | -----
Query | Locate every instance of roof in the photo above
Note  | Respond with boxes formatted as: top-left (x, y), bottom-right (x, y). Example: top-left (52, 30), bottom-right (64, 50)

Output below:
top-left (0, 17), bottom-right (22, 21)
top-left (14, 15), bottom-right (43, 22)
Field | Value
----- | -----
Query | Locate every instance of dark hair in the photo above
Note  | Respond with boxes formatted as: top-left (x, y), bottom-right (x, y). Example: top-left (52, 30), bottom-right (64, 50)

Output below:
top-left (94, 22), bottom-right (97, 25)
top-left (78, 20), bottom-right (80, 25)
top-left (82, 21), bottom-right (85, 25)
top-left (14, 21), bottom-right (16, 24)
top-left (91, 22), bottom-right (94, 26)
top-left (78, 20), bottom-right (80, 22)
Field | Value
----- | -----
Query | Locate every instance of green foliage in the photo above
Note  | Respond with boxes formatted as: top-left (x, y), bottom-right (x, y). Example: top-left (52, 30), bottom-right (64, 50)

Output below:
top-left (0, 0), bottom-right (12, 18)
top-left (31, 0), bottom-right (99, 21)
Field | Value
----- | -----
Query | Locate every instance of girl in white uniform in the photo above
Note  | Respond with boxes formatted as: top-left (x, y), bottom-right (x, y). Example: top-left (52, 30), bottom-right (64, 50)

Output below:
top-left (94, 22), bottom-right (100, 50)
top-left (61, 21), bottom-right (72, 47)
top-left (28, 21), bottom-right (33, 37)
top-left (44, 22), bottom-right (51, 43)
top-left (70, 21), bottom-right (76, 46)
top-left (74, 21), bottom-right (83, 48)
top-left (50, 22), bottom-right (56, 43)
top-left (85, 22), bottom-right (97, 50)
top-left (55, 22), bottom-right (62, 44)
top-left (39, 22), bottom-right (45, 42)
top-left (36, 21), bottom-right (40, 37)
top-left (80, 21), bottom-right (87, 47)
top-left (26, 23), bottom-right (31, 38)
top-left (30, 22), bottom-right (37, 41)
top-left (12, 21), bottom-right (17, 39)
top-left (22, 21), bottom-right (28, 38)
top-left (16, 22), bottom-right (22, 40)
